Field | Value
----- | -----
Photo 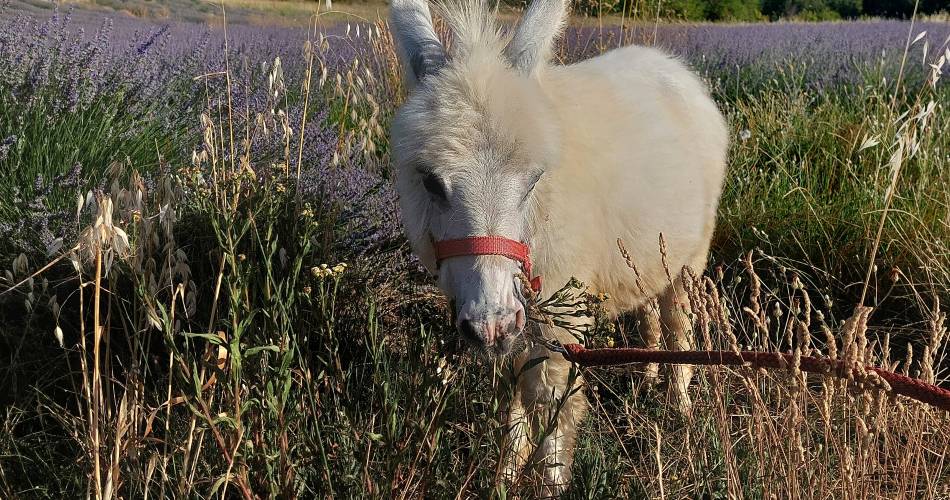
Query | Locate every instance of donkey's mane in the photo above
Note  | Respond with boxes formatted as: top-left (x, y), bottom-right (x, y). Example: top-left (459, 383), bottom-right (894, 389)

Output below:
top-left (437, 1), bottom-right (508, 61)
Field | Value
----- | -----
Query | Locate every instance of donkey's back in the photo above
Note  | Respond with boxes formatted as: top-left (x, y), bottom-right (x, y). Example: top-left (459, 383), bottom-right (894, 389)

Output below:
top-left (538, 44), bottom-right (729, 305)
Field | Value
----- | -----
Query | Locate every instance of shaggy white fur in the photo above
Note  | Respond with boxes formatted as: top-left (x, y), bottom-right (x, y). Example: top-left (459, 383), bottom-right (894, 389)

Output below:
top-left (389, 0), bottom-right (728, 494)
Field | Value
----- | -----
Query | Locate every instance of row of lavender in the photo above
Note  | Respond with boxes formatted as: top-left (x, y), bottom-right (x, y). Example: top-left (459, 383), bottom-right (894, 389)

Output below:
top-left (0, 6), bottom-right (947, 260)
top-left (2, 9), bottom-right (946, 123)
top-left (564, 20), bottom-right (950, 88)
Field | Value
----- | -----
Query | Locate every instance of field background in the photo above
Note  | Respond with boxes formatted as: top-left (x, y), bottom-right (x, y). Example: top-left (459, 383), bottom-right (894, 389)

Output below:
top-left (1, 0), bottom-right (949, 498)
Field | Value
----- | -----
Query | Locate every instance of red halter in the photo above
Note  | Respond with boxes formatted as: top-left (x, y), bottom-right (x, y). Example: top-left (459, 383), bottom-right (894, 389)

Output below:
top-left (433, 236), bottom-right (542, 293)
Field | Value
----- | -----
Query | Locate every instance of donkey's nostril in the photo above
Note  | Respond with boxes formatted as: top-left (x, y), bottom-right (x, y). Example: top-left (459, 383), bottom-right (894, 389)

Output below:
top-left (514, 307), bottom-right (526, 332)
top-left (459, 319), bottom-right (479, 341)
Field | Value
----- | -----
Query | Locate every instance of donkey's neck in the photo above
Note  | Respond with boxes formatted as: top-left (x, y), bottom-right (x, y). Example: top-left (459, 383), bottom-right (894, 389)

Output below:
top-left (524, 71), bottom-right (618, 294)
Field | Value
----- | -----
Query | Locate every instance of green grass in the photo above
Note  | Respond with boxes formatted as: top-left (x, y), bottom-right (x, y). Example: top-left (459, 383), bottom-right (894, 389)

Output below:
top-left (0, 72), bottom-right (196, 259)
top-left (716, 80), bottom-right (950, 295)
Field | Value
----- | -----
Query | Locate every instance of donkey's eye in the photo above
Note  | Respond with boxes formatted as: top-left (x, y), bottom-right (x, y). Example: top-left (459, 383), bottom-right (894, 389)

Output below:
top-left (422, 173), bottom-right (448, 202)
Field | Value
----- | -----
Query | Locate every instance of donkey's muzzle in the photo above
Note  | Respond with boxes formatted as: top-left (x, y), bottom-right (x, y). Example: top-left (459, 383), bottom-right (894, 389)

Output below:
top-left (456, 305), bottom-right (526, 353)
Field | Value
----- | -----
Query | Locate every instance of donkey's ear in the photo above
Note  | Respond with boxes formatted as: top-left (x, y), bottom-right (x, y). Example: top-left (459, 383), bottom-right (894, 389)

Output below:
top-left (505, 0), bottom-right (570, 75)
top-left (390, 0), bottom-right (447, 88)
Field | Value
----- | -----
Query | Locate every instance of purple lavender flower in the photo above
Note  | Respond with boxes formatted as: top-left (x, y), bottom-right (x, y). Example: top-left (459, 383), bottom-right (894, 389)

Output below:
top-left (0, 135), bottom-right (15, 162)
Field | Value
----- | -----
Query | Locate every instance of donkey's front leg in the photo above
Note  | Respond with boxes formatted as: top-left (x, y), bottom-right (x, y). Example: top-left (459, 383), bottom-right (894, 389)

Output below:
top-left (532, 353), bottom-right (588, 497)
top-left (502, 379), bottom-right (532, 483)
top-left (517, 336), bottom-right (587, 497)
top-left (503, 341), bottom-right (550, 484)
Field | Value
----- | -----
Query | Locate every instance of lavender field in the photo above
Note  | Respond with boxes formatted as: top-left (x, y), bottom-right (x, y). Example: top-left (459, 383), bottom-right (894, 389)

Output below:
top-left (1, 3), bottom-right (949, 498)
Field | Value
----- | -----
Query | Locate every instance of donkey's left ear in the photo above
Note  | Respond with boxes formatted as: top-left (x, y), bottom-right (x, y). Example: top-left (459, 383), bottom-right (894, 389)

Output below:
top-left (505, 0), bottom-right (571, 76)
top-left (390, 0), bottom-right (447, 88)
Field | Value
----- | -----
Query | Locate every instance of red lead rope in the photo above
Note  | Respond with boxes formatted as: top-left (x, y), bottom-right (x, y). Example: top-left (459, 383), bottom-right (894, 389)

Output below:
top-left (433, 236), bottom-right (542, 292)
top-left (561, 344), bottom-right (950, 411)
top-left (432, 237), bottom-right (949, 410)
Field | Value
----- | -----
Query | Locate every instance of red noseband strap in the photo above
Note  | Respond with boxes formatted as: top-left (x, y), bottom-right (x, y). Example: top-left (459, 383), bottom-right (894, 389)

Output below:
top-left (433, 236), bottom-right (542, 293)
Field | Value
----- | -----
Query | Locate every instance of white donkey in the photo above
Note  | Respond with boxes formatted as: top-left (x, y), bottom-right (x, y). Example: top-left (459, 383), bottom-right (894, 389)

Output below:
top-left (389, 0), bottom-right (728, 493)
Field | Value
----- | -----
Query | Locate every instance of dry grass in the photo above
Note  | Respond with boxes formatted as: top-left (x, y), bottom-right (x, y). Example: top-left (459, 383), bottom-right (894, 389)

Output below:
top-left (567, 254), bottom-right (950, 497)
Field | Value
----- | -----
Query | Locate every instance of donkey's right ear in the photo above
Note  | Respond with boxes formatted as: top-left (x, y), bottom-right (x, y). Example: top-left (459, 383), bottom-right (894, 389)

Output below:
top-left (505, 0), bottom-right (570, 76)
top-left (389, 0), bottom-right (447, 88)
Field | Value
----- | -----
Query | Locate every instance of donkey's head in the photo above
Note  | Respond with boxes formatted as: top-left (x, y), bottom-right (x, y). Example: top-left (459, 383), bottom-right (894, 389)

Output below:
top-left (389, 0), bottom-right (568, 355)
